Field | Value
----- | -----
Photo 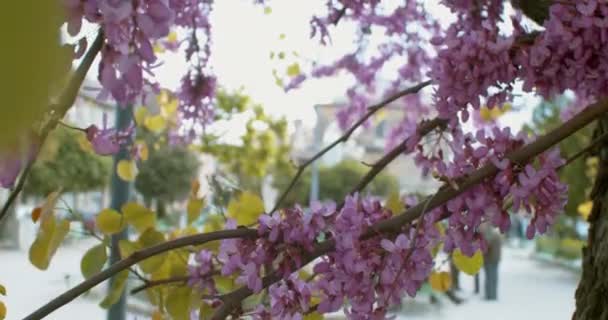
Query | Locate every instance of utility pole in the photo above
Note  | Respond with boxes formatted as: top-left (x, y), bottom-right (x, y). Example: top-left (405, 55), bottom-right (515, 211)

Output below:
top-left (107, 105), bottom-right (132, 320)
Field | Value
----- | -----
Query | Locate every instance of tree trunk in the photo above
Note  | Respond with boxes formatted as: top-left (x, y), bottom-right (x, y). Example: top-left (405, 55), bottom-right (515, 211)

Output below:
top-left (573, 119), bottom-right (608, 320)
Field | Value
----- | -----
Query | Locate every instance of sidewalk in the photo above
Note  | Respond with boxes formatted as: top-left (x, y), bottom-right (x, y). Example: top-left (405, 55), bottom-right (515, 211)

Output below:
top-left (395, 246), bottom-right (580, 320)
top-left (0, 238), bottom-right (143, 320)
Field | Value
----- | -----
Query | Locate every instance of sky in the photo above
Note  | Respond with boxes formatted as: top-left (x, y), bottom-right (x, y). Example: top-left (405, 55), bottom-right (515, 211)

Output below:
top-left (79, 1), bottom-right (540, 142)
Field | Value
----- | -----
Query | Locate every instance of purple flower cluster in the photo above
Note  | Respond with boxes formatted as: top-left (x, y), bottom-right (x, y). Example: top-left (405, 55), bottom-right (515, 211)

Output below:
top-left (518, 1), bottom-right (608, 100)
top-left (85, 113), bottom-right (134, 156)
top-left (510, 149), bottom-right (568, 239)
top-left (187, 250), bottom-right (216, 293)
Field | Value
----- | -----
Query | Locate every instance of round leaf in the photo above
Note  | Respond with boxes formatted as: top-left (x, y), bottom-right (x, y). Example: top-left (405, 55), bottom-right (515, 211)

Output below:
top-left (0, 301), bottom-right (5, 320)
top-left (96, 209), bottom-right (125, 235)
top-left (80, 244), bottom-right (108, 279)
top-left (138, 229), bottom-right (167, 273)
top-left (227, 191), bottom-right (264, 226)
top-left (166, 287), bottom-right (192, 320)
top-left (453, 249), bottom-right (484, 275)
top-left (117, 160), bottom-right (138, 182)
top-left (144, 114), bottom-right (167, 133)
top-left (429, 271), bottom-right (452, 292)
top-left (187, 198), bottom-right (205, 224)
top-left (122, 202), bottom-right (156, 232)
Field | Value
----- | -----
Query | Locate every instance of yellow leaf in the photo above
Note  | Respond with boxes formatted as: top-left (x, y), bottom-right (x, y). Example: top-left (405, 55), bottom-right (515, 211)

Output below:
top-left (80, 244), bottom-right (108, 279)
top-left (138, 229), bottom-right (167, 273)
top-left (286, 63), bottom-right (301, 77)
top-left (385, 191), bottom-right (404, 215)
top-left (152, 310), bottom-right (164, 320)
top-left (117, 160), bottom-right (138, 182)
top-left (122, 202), bottom-right (156, 232)
top-left (199, 302), bottom-right (214, 320)
top-left (77, 133), bottom-right (94, 152)
top-left (1, 0), bottom-right (67, 146)
top-left (39, 190), bottom-right (61, 225)
top-left (452, 249), bottom-right (484, 276)
top-left (161, 99), bottom-right (179, 117)
top-left (0, 284), bottom-right (5, 296)
top-left (100, 270), bottom-right (129, 308)
top-left (578, 201), bottom-right (593, 221)
top-left (167, 31), bottom-right (178, 43)
top-left (429, 271), bottom-right (452, 292)
top-left (227, 191), bottom-right (264, 226)
top-left (303, 312), bottom-right (324, 320)
top-left (96, 209), bottom-right (125, 235)
top-left (263, 6), bottom-right (272, 14)
top-left (134, 106), bottom-right (148, 125)
top-left (168, 250), bottom-right (189, 277)
top-left (29, 218), bottom-right (70, 270)
top-left (213, 275), bottom-right (236, 293)
top-left (0, 301), bottom-right (5, 320)
top-left (187, 198), bottom-right (205, 224)
top-left (144, 114), bottom-right (166, 133)
top-left (139, 142), bottom-right (149, 161)
top-left (166, 287), bottom-right (192, 320)
top-left (153, 43), bottom-right (165, 54)
top-left (191, 179), bottom-right (201, 196)
top-left (118, 239), bottom-right (139, 259)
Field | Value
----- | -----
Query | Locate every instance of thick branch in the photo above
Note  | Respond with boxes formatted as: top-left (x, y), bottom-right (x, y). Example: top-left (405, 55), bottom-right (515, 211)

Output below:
top-left (270, 80), bottom-right (431, 213)
top-left (212, 98), bottom-right (608, 319)
top-left (23, 228), bottom-right (258, 320)
top-left (0, 31), bottom-right (104, 223)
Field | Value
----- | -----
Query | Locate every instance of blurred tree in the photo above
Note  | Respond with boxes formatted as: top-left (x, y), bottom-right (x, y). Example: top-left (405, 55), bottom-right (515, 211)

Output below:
top-left (273, 159), bottom-right (399, 207)
top-left (24, 126), bottom-right (111, 197)
top-left (134, 146), bottom-right (199, 218)
top-left (201, 90), bottom-right (292, 198)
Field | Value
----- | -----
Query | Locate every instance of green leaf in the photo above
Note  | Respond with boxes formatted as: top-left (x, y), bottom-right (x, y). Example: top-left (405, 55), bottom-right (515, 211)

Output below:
top-left (227, 191), bottom-right (264, 226)
top-left (80, 244), bottom-right (108, 279)
top-left (166, 287), bottom-right (192, 320)
top-left (29, 218), bottom-right (70, 270)
top-left (122, 202), bottom-right (156, 232)
top-left (96, 209), bottom-right (125, 235)
top-left (0, 284), bottom-right (6, 296)
top-left (452, 249), bottom-right (484, 275)
top-left (138, 229), bottom-right (167, 274)
top-left (100, 270), bottom-right (129, 308)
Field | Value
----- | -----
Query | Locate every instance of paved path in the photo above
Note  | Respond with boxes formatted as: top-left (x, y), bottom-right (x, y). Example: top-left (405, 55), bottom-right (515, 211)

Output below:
top-left (395, 246), bottom-right (580, 320)
top-left (0, 237), bottom-right (579, 320)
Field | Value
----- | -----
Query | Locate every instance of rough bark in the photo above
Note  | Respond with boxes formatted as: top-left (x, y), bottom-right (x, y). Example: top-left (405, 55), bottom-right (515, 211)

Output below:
top-left (573, 119), bottom-right (608, 320)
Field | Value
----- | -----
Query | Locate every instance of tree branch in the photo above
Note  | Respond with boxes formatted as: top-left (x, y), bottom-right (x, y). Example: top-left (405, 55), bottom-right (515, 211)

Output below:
top-left (0, 31), bottom-right (104, 223)
top-left (270, 80), bottom-right (432, 214)
top-left (212, 98), bottom-right (608, 319)
top-left (130, 276), bottom-right (190, 295)
top-left (23, 228), bottom-right (258, 320)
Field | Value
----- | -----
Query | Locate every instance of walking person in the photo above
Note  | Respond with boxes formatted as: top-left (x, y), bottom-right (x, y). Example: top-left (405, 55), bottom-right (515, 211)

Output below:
top-left (481, 223), bottom-right (502, 300)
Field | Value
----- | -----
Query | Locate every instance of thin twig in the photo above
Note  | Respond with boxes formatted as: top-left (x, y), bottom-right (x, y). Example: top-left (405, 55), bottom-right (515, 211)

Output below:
top-left (559, 131), bottom-right (608, 169)
top-left (269, 80), bottom-right (432, 214)
top-left (0, 31), bottom-right (104, 224)
top-left (130, 276), bottom-right (190, 295)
